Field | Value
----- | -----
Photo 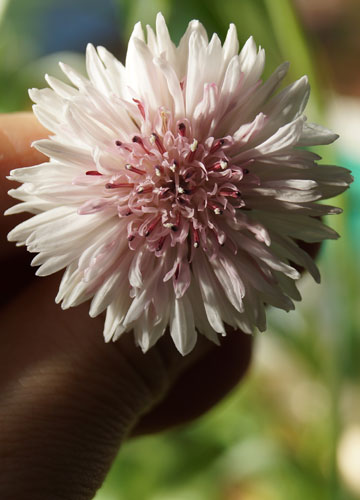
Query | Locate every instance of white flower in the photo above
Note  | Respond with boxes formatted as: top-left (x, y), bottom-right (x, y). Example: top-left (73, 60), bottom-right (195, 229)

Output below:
top-left (7, 14), bottom-right (352, 355)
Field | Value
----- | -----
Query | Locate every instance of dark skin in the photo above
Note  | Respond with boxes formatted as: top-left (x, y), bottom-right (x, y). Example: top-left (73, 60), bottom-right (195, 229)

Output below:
top-left (0, 113), bottom-right (319, 499)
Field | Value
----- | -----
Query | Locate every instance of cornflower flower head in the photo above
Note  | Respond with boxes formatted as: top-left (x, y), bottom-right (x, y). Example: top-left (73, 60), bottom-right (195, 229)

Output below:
top-left (7, 14), bottom-right (352, 355)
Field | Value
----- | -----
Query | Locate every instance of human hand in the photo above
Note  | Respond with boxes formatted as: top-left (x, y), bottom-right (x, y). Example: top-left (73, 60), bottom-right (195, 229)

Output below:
top-left (0, 113), bottom-right (252, 499)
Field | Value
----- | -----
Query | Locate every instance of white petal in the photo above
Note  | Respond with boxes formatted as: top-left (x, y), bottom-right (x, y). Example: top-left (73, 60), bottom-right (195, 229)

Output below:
top-left (7, 206), bottom-right (73, 244)
top-left (59, 61), bottom-right (89, 89)
top-left (103, 295), bottom-right (128, 342)
top-left (256, 212), bottom-right (339, 242)
top-left (262, 75), bottom-right (310, 130)
top-left (170, 295), bottom-right (197, 355)
top-left (86, 43), bottom-right (111, 95)
top-left (223, 24), bottom-right (239, 63)
top-left (89, 252), bottom-right (133, 317)
top-left (254, 116), bottom-right (305, 156)
top-left (193, 252), bottom-right (226, 335)
top-left (239, 37), bottom-right (265, 88)
top-left (211, 253), bottom-right (245, 313)
top-left (33, 139), bottom-right (92, 168)
top-left (298, 122), bottom-right (339, 146)
top-left (45, 74), bottom-right (78, 98)
top-left (155, 12), bottom-right (177, 62)
top-left (185, 31), bottom-right (207, 116)
top-left (34, 252), bottom-right (76, 276)
top-left (154, 56), bottom-right (185, 117)
top-left (97, 45), bottom-right (129, 99)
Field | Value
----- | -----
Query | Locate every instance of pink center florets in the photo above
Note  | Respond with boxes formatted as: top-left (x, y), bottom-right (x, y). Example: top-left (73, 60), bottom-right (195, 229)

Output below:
top-left (80, 103), bottom-right (254, 260)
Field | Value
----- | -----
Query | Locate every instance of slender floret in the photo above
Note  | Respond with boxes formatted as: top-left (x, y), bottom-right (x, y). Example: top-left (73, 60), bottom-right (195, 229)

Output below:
top-left (6, 14), bottom-right (353, 355)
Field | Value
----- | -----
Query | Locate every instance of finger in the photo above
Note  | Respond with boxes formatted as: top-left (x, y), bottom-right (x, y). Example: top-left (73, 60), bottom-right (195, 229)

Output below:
top-left (1, 112), bottom-right (48, 258)
top-left (0, 113), bottom-right (48, 304)
top-left (0, 112), bottom-right (48, 210)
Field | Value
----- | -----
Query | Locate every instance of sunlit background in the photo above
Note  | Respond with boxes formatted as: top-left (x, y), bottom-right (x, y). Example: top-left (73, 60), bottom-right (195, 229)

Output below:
top-left (1, 0), bottom-right (359, 498)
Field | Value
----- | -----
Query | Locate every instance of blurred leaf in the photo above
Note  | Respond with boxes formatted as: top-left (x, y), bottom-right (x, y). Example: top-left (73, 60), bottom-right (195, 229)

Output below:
top-left (263, 0), bottom-right (323, 121)
top-left (114, 0), bottom-right (171, 39)
top-left (0, 0), bottom-right (9, 24)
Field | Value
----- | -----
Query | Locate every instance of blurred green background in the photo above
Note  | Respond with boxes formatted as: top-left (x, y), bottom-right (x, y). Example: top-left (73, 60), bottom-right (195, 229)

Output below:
top-left (1, 0), bottom-right (359, 498)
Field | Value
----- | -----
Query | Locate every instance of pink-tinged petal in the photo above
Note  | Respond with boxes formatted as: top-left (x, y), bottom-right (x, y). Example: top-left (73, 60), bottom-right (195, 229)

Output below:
top-left (78, 198), bottom-right (114, 215)
top-left (173, 259), bottom-right (191, 299)
top-left (232, 112), bottom-right (267, 144)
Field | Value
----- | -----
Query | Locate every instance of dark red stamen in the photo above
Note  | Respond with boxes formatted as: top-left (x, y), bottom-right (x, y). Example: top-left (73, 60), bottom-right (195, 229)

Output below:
top-left (210, 139), bottom-right (225, 154)
top-left (187, 152), bottom-right (196, 163)
top-left (115, 140), bottom-right (132, 152)
top-left (193, 228), bottom-right (200, 248)
top-left (118, 207), bottom-right (133, 217)
top-left (178, 123), bottom-right (186, 137)
top-left (156, 236), bottom-right (166, 252)
top-left (151, 133), bottom-right (166, 154)
top-left (125, 164), bottom-right (146, 175)
top-left (86, 170), bottom-right (102, 176)
top-left (106, 182), bottom-right (134, 189)
top-left (174, 264), bottom-right (180, 280)
top-left (137, 185), bottom-right (153, 194)
top-left (187, 139), bottom-right (198, 163)
top-left (155, 165), bottom-right (164, 177)
top-left (133, 98), bottom-right (145, 119)
top-left (208, 202), bottom-right (223, 214)
top-left (132, 136), bottom-right (152, 155)
top-left (208, 163), bottom-right (223, 172)
top-left (145, 215), bottom-right (161, 237)
top-left (159, 187), bottom-right (170, 198)
top-left (219, 190), bottom-right (241, 198)
top-left (128, 234), bottom-right (135, 241)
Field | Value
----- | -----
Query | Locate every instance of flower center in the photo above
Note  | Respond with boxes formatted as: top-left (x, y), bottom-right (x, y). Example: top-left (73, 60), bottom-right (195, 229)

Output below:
top-left (82, 114), bottom-right (252, 257)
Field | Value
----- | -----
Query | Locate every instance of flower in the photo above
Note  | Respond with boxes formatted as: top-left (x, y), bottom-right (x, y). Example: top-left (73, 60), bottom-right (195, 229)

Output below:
top-left (7, 14), bottom-right (352, 355)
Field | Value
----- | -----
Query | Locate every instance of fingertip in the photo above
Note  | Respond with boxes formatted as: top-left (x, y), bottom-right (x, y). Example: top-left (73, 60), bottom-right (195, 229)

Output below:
top-left (1, 112), bottom-right (49, 261)
top-left (0, 112), bottom-right (49, 172)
